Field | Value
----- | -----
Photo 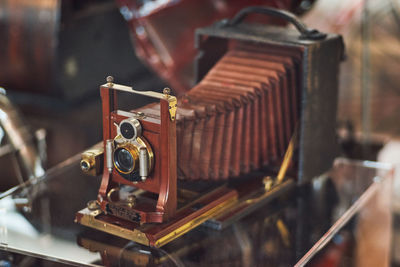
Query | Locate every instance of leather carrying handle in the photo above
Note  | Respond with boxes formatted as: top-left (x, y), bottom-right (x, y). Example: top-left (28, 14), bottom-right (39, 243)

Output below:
top-left (227, 6), bottom-right (327, 40)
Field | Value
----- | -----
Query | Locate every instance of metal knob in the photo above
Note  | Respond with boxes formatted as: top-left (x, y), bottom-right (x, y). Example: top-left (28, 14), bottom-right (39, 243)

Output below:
top-left (106, 76), bottom-right (114, 87)
top-left (80, 160), bottom-right (91, 172)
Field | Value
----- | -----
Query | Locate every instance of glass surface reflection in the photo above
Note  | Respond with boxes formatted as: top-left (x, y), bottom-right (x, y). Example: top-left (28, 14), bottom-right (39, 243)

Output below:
top-left (0, 156), bottom-right (394, 266)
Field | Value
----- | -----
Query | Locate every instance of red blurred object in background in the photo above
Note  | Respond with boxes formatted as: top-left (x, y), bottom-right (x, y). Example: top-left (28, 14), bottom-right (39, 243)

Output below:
top-left (0, 0), bottom-right (60, 93)
top-left (115, 0), bottom-right (312, 94)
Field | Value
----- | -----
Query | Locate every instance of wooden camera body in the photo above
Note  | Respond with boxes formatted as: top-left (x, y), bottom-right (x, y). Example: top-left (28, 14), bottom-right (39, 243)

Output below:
top-left (96, 84), bottom-right (178, 224)
top-left (76, 7), bottom-right (344, 247)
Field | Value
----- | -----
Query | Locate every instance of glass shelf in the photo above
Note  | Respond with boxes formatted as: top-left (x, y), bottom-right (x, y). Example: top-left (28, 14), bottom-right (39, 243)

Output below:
top-left (0, 155), bottom-right (394, 266)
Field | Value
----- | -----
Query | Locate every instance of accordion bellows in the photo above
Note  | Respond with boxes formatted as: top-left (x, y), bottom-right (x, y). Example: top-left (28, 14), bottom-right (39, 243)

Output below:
top-left (137, 42), bottom-right (301, 180)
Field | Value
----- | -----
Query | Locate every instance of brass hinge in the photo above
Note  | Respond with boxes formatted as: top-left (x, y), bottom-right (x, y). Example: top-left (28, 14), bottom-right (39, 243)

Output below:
top-left (163, 88), bottom-right (177, 121)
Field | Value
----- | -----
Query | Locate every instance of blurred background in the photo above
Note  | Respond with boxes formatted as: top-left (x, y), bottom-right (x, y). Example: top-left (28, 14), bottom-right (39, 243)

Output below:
top-left (0, 0), bottom-right (309, 168)
top-left (303, 0), bottom-right (400, 140)
top-left (1, 0), bottom-right (400, 170)
top-left (1, 0), bottom-right (400, 265)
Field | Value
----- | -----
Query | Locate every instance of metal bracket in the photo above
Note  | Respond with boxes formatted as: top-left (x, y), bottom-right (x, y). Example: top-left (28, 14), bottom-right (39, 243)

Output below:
top-left (162, 87), bottom-right (177, 121)
top-left (167, 96), bottom-right (177, 121)
top-left (102, 78), bottom-right (177, 121)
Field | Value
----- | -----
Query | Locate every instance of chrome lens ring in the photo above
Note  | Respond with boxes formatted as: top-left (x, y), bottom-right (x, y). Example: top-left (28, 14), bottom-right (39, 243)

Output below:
top-left (118, 118), bottom-right (142, 140)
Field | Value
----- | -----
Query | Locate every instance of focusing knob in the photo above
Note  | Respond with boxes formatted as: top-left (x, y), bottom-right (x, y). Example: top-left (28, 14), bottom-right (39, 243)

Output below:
top-left (80, 160), bottom-right (91, 172)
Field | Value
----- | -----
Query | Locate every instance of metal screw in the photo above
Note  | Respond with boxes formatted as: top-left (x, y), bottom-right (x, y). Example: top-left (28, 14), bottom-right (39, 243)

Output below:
top-left (263, 176), bottom-right (274, 191)
top-left (106, 76), bottom-right (114, 87)
top-left (127, 195), bottom-right (136, 208)
top-left (87, 200), bottom-right (100, 211)
top-left (163, 87), bottom-right (171, 97)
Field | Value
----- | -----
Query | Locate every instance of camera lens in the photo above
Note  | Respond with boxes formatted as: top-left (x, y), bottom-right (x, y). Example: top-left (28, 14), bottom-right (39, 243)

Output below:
top-left (114, 148), bottom-right (134, 173)
top-left (120, 122), bottom-right (135, 139)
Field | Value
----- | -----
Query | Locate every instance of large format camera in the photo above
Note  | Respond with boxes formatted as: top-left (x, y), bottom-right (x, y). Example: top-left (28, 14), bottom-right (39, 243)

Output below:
top-left (76, 7), bottom-right (344, 247)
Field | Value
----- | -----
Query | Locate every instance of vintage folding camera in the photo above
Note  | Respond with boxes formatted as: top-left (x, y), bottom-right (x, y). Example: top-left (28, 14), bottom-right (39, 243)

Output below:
top-left (75, 7), bottom-right (344, 247)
